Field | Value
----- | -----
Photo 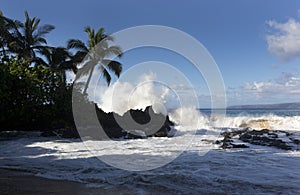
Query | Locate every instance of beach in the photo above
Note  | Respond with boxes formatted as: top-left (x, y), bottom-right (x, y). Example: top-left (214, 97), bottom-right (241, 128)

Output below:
top-left (0, 168), bottom-right (136, 195)
top-left (0, 168), bottom-right (98, 194)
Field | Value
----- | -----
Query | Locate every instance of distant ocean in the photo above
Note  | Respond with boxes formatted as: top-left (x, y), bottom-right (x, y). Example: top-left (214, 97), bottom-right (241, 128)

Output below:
top-left (201, 108), bottom-right (300, 117)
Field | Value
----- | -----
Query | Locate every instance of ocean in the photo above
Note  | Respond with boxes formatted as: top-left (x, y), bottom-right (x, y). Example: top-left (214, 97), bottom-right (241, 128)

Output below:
top-left (201, 108), bottom-right (300, 117)
top-left (0, 108), bottom-right (300, 194)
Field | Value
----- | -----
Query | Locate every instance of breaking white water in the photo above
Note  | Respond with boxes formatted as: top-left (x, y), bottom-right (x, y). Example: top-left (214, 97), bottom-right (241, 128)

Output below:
top-left (210, 114), bottom-right (300, 131)
top-left (1, 108), bottom-right (300, 193)
top-left (91, 63), bottom-right (201, 116)
top-left (0, 128), bottom-right (300, 194)
top-left (96, 73), bottom-right (173, 116)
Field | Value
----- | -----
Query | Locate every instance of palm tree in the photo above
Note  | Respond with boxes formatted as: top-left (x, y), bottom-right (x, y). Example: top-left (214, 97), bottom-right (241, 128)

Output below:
top-left (67, 26), bottom-right (122, 94)
top-left (39, 46), bottom-right (76, 83)
top-left (0, 11), bottom-right (7, 55)
top-left (0, 11), bottom-right (22, 56)
top-left (7, 11), bottom-right (55, 63)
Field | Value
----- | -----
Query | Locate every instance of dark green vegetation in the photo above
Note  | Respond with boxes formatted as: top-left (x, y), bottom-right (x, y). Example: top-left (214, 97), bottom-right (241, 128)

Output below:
top-left (0, 11), bottom-right (123, 132)
top-left (0, 56), bottom-right (73, 130)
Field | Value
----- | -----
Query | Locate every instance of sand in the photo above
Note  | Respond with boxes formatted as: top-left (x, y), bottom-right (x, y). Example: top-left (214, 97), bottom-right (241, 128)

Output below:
top-left (0, 168), bottom-right (136, 195)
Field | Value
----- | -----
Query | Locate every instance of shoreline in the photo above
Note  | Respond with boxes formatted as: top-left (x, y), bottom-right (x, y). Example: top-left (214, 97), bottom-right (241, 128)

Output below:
top-left (0, 168), bottom-right (135, 194)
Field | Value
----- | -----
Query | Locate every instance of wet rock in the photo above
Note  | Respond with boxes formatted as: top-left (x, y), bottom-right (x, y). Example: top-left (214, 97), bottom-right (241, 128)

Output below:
top-left (40, 105), bottom-right (174, 139)
top-left (290, 138), bottom-right (300, 145)
top-left (60, 127), bottom-right (80, 138)
top-left (239, 130), bottom-right (292, 150)
top-left (217, 129), bottom-right (296, 150)
top-left (202, 139), bottom-right (216, 144)
top-left (217, 131), bottom-right (249, 149)
top-left (95, 105), bottom-right (174, 139)
top-left (40, 130), bottom-right (57, 137)
top-left (41, 127), bottom-right (80, 139)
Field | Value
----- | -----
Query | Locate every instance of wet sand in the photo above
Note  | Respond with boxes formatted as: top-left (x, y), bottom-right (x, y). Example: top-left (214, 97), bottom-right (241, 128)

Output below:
top-left (0, 168), bottom-right (135, 194)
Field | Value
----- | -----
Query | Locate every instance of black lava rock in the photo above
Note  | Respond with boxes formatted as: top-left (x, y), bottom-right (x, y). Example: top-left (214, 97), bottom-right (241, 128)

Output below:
top-left (216, 128), bottom-right (295, 150)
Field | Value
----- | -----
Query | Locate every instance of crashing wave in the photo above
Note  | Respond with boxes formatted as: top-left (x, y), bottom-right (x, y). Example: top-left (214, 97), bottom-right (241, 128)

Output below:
top-left (209, 114), bottom-right (300, 131)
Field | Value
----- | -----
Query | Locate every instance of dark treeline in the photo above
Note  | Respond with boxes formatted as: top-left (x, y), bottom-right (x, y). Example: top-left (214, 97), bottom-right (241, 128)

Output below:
top-left (0, 11), bottom-right (122, 131)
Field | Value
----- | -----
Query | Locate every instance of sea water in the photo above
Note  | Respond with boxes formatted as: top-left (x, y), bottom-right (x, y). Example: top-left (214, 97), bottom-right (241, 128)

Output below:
top-left (0, 109), bottom-right (300, 193)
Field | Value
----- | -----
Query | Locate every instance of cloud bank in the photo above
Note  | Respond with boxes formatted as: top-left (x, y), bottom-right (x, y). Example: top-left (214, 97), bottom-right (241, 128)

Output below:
top-left (266, 18), bottom-right (300, 60)
top-left (244, 72), bottom-right (300, 96)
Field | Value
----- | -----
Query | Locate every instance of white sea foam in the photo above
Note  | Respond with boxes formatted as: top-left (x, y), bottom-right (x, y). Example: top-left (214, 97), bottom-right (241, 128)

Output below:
top-left (210, 114), bottom-right (300, 131)
top-left (0, 110), bottom-right (300, 192)
top-left (0, 133), bottom-right (300, 193)
top-left (95, 73), bottom-right (300, 132)
top-left (169, 107), bottom-right (210, 132)
top-left (96, 74), bottom-right (173, 116)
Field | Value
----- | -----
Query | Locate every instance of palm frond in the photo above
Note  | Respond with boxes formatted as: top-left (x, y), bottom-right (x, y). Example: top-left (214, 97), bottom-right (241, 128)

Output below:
top-left (67, 39), bottom-right (88, 52)
top-left (35, 24), bottom-right (55, 38)
top-left (38, 46), bottom-right (51, 58)
top-left (71, 51), bottom-right (87, 63)
top-left (101, 66), bottom-right (111, 86)
top-left (103, 45), bottom-right (122, 57)
top-left (32, 56), bottom-right (48, 66)
top-left (95, 27), bottom-right (105, 42)
top-left (84, 26), bottom-right (95, 48)
top-left (32, 18), bottom-right (40, 32)
top-left (34, 36), bottom-right (47, 44)
top-left (8, 41), bottom-right (19, 51)
top-left (61, 60), bottom-right (78, 73)
top-left (24, 11), bottom-right (29, 23)
top-left (102, 59), bottom-right (122, 77)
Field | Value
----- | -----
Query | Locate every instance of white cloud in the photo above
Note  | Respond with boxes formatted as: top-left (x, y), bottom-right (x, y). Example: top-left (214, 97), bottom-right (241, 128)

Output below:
top-left (244, 72), bottom-right (300, 95)
top-left (266, 18), bottom-right (300, 60)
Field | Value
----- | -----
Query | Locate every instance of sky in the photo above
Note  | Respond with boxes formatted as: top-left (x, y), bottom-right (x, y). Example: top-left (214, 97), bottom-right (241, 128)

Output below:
top-left (1, 0), bottom-right (300, 107)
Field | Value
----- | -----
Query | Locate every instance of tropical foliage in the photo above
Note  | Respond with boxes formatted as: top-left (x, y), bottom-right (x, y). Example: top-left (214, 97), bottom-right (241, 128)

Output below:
top-left (0, 55), bottom-right (73, 130)
top-left (0, 11), bottom-right (123, 131)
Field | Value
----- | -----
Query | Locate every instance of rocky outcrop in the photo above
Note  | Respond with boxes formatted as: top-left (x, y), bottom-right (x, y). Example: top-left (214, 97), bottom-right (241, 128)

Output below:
top-left (42, 105), bottom-right (174, 139)
top-left (216, 128), bottom-right (300, 150)
top-left (96, 105), bottom-right (174, 139)
top-left (216, 130), bottom-right (249, 149)
top-left (239, 129), bottom-right (292, 150)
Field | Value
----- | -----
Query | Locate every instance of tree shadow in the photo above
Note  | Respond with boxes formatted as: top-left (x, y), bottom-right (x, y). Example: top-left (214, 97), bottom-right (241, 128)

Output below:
top-left (0, 136), bottom-right (300, 194)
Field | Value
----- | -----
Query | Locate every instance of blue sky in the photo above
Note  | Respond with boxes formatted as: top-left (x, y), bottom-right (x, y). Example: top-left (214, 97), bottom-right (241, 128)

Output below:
top-left (1, 0), bottom-right (300, 107)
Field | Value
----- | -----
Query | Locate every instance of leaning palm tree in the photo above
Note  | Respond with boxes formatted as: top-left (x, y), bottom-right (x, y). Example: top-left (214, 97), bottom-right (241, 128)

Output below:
top-left (67, 26), bottom-right (122, 94)
top-left (7, 11), bottom-right (54, 63)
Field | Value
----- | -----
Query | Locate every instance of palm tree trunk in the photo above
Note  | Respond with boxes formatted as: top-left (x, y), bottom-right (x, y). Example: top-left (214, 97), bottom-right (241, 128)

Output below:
top-left (82, 63), bottom-right (95, 96)
top-left (61, 70), bottom-right (66, 84)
